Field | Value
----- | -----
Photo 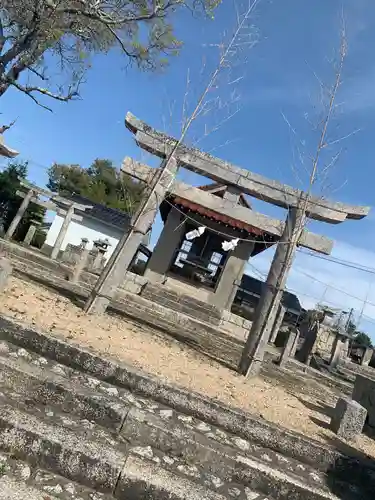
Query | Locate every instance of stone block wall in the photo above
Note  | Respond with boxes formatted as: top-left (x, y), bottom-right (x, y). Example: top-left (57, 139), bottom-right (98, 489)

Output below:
top-left (121, 271), bottom-right (148, 295)
top-left (219, 310), bottom-right (252, 341)
top-left (315, 326), bottom-right (336, 358)
top-left (61, 243), bottom-right (81, 265)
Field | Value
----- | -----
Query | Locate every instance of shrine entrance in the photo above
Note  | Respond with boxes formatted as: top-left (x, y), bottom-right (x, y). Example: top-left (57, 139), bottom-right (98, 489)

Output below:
top-left (170, 223), bottom-right (227, 290)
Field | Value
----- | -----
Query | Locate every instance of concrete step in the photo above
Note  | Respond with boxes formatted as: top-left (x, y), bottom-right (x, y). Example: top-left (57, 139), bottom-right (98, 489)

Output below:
top-left (114, 291), bottom-right (242, 367)
top-left (0, 391), bottom-right (240, 499)
top-left (0, 348), bottom-right (130, 431)
top-left (141, 283), bottom-right (222, 325)
top-left (0, 451), bottom-right (115, 499)
top-left (143, 283), bottom-right (222, 316)
top-left (0, 392), bottom-right (126, 493)
top-left (141, 288), bottom-right (222, 325)
top-left (7, 249), bottom-right (69, 281)
top-left (0, 393), bottom-right (278, 500)
top-left (0, 317), bottom-right (356, 469)
top-left (0, 386), bottom-right (336, 500)
top-left (0, 335), bottom-right (368, 500)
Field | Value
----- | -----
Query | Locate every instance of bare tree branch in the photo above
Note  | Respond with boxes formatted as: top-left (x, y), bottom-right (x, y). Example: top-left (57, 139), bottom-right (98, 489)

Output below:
top-left (0, 119), bottom-right (16, 134)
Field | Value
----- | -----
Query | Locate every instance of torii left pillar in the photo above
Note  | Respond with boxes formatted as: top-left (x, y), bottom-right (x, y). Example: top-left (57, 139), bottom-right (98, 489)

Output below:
top-left (5, 189), bottom-right (34, 240)
top-left (84, 157), bottom-right (178, 315)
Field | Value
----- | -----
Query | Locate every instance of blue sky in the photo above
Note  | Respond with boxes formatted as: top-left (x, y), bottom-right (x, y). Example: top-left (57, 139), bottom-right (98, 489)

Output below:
top-left (2, 0), bottom-right (375, 335)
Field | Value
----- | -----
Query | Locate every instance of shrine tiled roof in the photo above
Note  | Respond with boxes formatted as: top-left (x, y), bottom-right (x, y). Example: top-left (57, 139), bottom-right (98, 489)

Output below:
top-left (172, 196), bottom-right (264, 236)
top-left (61, 193), bottom-right (131, 230)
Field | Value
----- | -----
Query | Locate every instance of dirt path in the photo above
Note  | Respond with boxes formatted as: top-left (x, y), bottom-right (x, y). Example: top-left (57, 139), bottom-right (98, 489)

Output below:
top-left (1, 276), bottom-right (374, 458)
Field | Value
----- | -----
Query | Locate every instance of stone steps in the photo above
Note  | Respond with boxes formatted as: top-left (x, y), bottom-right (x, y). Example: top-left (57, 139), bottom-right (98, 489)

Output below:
top-left (0, 451), bottom-right (115, 500)
top-left (4, 245), bottom-right (71, 281)
top-left (0, 365), bottom-right (331, 500)
top-left (141, 283), bottom-right (222, 326)
top-left (114, 290), bottom-right (242, 367)
top-left (0, 318), bottom-right (372, 498)
top-left (0, 391), bottom-right (235, 499)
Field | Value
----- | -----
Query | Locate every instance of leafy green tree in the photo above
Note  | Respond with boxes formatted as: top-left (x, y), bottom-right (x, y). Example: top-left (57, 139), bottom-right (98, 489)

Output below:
top-left (0, 0), bottom-right (220, 109)
top-left (47, 159), bottom-right (144, 214)
top-left (0, 160), bottom-right (45, 241)
top-left (354, 332), bottom-right (373, 349)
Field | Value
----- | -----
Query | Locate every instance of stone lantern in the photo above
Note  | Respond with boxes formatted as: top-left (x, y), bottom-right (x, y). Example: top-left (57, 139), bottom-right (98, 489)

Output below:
top-left (92, 238), bottom-right (111, 270)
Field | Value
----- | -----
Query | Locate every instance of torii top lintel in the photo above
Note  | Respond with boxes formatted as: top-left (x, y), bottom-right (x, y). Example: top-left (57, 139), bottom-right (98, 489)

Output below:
top-left (19, 180), bottom-right (92, 212)
top-left (125, 113), bottom-right (370, 225)
top-left (0, 135), bottom-right (19, 158)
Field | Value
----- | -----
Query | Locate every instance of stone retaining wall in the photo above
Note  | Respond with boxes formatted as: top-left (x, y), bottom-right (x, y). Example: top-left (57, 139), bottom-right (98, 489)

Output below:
top-left (121, 271), bottom-right (148, 295)
top-left (219, 311), bottom-right (251, 341)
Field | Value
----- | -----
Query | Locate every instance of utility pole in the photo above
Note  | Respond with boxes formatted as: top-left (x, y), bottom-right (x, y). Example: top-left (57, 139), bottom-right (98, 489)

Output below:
top-left (84, 156), bottom-right (178, 315)
top-left (345, 308), bottom-right (354, 333)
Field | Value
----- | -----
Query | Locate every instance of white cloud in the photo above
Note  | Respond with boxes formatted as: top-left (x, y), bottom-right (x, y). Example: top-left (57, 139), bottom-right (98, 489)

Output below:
top-left (247, 240), bottom-right (375, 338)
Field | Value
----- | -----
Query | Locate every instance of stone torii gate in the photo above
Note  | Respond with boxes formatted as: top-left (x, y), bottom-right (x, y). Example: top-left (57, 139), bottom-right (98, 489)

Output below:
top-left (86, 112), bottom-right (369, 377)
top-left (5, 180), bottom-right (92, 259)
top-left (0, 134), bottom-right (19, 159)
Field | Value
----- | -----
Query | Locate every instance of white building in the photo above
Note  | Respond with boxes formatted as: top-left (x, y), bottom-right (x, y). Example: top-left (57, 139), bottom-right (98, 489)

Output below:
top-left (44, 194), bottom-right (150, 260)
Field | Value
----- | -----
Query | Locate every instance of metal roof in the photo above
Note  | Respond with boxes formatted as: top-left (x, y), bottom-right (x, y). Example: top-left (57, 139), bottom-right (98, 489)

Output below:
top-left (239, 274), bottom-right (302, 313)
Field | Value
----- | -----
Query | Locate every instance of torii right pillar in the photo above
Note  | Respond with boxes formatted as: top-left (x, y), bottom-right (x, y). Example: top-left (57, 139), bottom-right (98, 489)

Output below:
top-left (239, 200), bottom-right (370, 377)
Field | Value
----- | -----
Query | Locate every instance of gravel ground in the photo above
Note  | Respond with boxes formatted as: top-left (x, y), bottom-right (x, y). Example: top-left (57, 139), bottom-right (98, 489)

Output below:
top-left (1, 275), bottom-right (375, 459)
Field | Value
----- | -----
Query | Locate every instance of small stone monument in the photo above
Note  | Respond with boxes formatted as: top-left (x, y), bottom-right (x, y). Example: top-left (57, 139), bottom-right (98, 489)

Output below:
top-left (0, 258), bottom-right (12, 293)
top-left (331, 397), bottom-right (367, 440)
top-left (296, 310), bottom-right (324, 364)
top-left (329, 332), bottom-right (349, 369)
top-left (361, 347), bottom-right (374, 367)
top-left (23, 219), bottom-right (41, 246)
top-left (352, 374), bottom-right (375, 427)
top-left (71, 238), bottom-right (91, 284)
top-left (277, 327), bottom-right (299, 368)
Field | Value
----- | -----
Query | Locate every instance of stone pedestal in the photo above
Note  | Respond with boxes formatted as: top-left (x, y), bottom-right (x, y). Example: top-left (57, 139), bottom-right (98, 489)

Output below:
top-left (269, 305), bottom-right (286, 344)
top-left (352, 375), bottom-right (375, 427)
top-left (0, 258), bottom-right (12, 292)
top-left (290, 329), bottom-right (300, 358)
top-left (329, 334), bottom-right (346, 368)
top-left (277, 329), bottom-right (298, 368)
top-left (331, 397), bottom-right (367, 440)
top-left (361, 347), bottom-right (374, 366)
top-left (71, 247), bottom-right (91, 284)
top-left (23, 219), bottom-right (41, 246)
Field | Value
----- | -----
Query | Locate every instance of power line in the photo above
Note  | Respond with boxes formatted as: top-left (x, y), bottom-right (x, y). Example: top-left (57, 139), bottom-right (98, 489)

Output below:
top-left (247, 261), bottom-right (375, 327)
top-left (297, 248), bottom-right (375, 275)
top-left (292, 267), bottom-right (375, 308)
